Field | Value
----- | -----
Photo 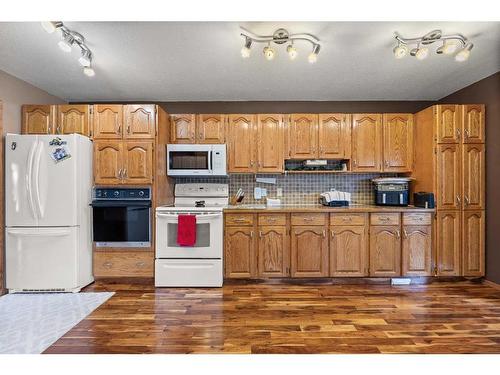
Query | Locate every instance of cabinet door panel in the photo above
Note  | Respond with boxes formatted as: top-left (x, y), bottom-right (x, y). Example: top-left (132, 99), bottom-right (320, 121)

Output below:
top-left (318, 114), bottom-right (349, 159)
top-left (93, 105), bottom-right (123, 139)
top-left (56, 105), bottom-right (90, 136)
top-left (402, 225), bottom-right (432, 276)
top-left (257, 114), bottom-right (284, 173)
top-left (94, 141), bottom-right (123, 185)
top-left (436, 211), bottom-right (461, 276)
top-left (123, 141), bottom-right (153, 184)
top-left (288, 114), bottom-right (318, 159)
top-left (436, 105), bottom-right (461, 143)
top-left (258, 226), bottom-right (289, 277)
top-left (224, 227), bottom-right (256, 278)
top-left (369, 226), bottom-right (401, 277)
top-left (351, 114), bottom-right (382, 171)
top-left (227, 115), bottom-right (256, 173)
top-left (330, 226), bottom-right (368, 277)
top-left (463, 144), bottom-right (485, 210)
top-left (197, 114), bottom-right (225, 143)
top-left (436, 144), bottom-right (461, 209)
top-left (290, 226), bottom-right (328, 277)
top-left (462, 105), bottom-right (485, 143)
top-left (124, 105), bottom-right (155, 139)
top-left (170, 114), bottom-right (196, 143)
top-left (22, 105), bottom-right (54, 134)
top-left (462, 210), bottom-right (485, 277)
top-left (383, 114), bottom-right (413, 172)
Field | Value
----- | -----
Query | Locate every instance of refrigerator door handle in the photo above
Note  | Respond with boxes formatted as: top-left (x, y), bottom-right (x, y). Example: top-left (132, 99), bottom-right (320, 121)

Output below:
top-left (26, 140), bottom-right (38, 220)
top-left (7, 228), bottom-right (71, 237)
top-left (33, 140), bottom-right (44, 219)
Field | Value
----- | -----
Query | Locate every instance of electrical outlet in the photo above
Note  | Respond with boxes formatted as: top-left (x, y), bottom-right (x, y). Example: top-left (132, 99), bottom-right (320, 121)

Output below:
top-left (254, 187), bottom-right (262, 200)
top-left (276, 188), bottom-right (283, 197)
top-left (261, 188), bottom-right (267, 197)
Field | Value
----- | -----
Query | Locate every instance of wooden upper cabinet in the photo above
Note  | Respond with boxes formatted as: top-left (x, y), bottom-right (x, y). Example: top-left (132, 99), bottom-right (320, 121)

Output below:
top-left (436, 144), bottom-right (461, 209)
top-left (318, 114), bottom-right (351, 159)
top-left (462, 144), bottom-right (485, 210)
top-left (369, 225), bottom-right (401, 277)
top-left (351, 114), bottom-right (382, 171)
top-left (382, 114), bottom-right (413, 172)
top-left (436, 210), bottom-right (461, 276)
top-left (224, 226), bottom-right (256, 278)
top-left (402, 225), bottom-right (432, 276)
top-left (22, 105), bottom-right (54, 134)
top-left (196, 114), bottom-right (225, 143)
top-left (124, 105), bottom-right (155, 139)
top-left (170, 114), bottom-right (196, 143)
top-left (227, 115), bottom-right (256, 173)
top-left (462, 105), bottom-right (485, 144)
top-left (329, 225), bottom-right (368, 277)
top-left (288, 114), bottom-right (318, 159)
top-left (258, 226), bottom-right (289, 277)
top-left (94, 141), bottom-right (123, 185)
top-left (122, 141), bottom-right (153, 184)
top-left (56, 105), bottom-right (90, 136)
top-left (93, 105), bottom-right (123, 139)
top-left (257, 114), bottom-right (284, 173)
top-left (290, 226), bottom-right (328, 277)
top-left (462, 210), bottom-right (485, 277)
top-left (436, 105), bottom-right (461, 143)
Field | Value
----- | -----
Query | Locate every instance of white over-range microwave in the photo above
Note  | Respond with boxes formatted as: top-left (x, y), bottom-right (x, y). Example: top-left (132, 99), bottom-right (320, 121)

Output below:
top-left (166, 144), bottom-right (227, 176)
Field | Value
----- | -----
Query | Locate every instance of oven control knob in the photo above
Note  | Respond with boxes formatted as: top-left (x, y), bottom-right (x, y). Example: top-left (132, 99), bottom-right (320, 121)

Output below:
top-left (114, 191), bottom-right (119, 197)
top-left (139, 191), bottom-right (144, 197)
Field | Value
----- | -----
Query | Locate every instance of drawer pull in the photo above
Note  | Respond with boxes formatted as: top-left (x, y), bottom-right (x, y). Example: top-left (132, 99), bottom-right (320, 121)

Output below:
top-left (342, 217), bottom-right (353, 221)
top-left (379, 217), bottom-right (390, 221)
top-left (136, 262), bottom-right (145, 268)
top-left (103, 261), bottom-right (113, 269)
top-left (233, 218), bottom-right (247, 222)
top-left (303, 217), bottom-right (314, 221)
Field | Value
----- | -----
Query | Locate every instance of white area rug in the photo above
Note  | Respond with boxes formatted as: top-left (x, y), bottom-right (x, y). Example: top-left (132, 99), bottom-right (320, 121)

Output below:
top-left (0, 292), bottom-right (114, 354)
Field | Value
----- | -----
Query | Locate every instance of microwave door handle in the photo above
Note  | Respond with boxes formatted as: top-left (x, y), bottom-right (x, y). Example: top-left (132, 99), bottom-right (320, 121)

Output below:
top-left (209, 150), bottom-right (213, 173)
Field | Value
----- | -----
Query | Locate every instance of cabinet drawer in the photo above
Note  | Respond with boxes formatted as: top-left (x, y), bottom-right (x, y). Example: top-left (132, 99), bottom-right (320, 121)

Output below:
top-left (330, 213), bottom-right (367, 226)
top-left (291, 213), bottom-right (327, 226)
top-left (94, 251), bottom-right (153, 277)
top-left (225, 213), bottom-right (254, 226)
top-left (370, 213), bottom-right (400, 226)
top-left (258, 214), bottom-right (287, 226)
top-left (403, 213), bottom-right (432, 225)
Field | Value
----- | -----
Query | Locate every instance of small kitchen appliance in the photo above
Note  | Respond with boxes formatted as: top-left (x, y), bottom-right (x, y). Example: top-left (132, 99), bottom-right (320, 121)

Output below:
top-left (413, 192), bottom-right (435, 209)
top-left (167, 144), bottom-right (226, 176)
top-left (319, 190), bottom-right (351, 207)
top-left (372, 177), bottom-right (412, 206)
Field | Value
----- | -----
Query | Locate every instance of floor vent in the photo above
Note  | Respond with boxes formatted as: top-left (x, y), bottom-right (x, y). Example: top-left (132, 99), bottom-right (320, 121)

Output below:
top-left (20, 288), bottom-right (66, 293)
top-left (391, 278), bottom-right (412, 286)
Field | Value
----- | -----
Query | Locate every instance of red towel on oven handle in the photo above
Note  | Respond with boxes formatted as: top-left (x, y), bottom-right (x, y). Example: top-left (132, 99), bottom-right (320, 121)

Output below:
top-left (177, 214), bottom-right (197, 246)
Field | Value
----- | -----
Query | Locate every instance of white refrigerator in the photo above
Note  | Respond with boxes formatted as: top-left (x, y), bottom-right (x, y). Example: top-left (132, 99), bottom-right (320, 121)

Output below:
top-left (5, 134), bottom-right (93, 293)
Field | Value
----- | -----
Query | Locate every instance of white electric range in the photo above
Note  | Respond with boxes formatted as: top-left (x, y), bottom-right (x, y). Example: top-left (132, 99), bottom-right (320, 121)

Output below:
top-left (155, 183), bottom-right (228, 287)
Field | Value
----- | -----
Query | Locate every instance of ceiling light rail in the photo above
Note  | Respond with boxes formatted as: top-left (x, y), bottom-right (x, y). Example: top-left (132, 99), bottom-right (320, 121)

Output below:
top-left (240, 27), bottom-right (321, 63)
top-left (393, 29), bottom-right (473, 62)
top-left (41, 21), bottom-right (96, 77)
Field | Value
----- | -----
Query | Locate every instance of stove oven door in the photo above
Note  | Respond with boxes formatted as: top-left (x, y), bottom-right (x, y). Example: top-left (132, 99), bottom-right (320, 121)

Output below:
top-left (155, 211), bottom-right (223, 259)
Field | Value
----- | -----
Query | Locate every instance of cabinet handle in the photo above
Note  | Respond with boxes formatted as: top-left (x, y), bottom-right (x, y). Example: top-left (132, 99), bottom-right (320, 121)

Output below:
top-left (250, 160), bottom-right (254, 166)
top-left (342, 217), bottom-right (352, 222)
top-left (396, 230), bottom-right (401, 239)
top-left (464, 129), bottom-right (469, 139)
top-left (331, 230), bottom-right (335, 238)
top-left (322, 230), bottom-right (326, 238)
top-left (199, 133), bottom-right (203, 140)
top-left (456, 195), bottom-right (461, 206)
top-left (303, 217), bottom-right (314, 222)
top-left (233, 218), bottom-right (246, 222)
top-left (379, 217), bottom-right (390, 221)
top-left (127, 123), bottom-right (131, 134)
top-left (353, 159), bottom-right (357, 167)
top-left (117, 124), bottom-right (121, 134)
top-left (403, 229), bottom-right (408, 238)
top-left (456, 128), bottom-right (461, 139)
top-left (56, 125), bottom-right (61, 134)
top-left (259, 231), bottom-right (263, 238)
top-left (250, 231), bottom-right (254, 238)
top-left (118, 169), bottom-right (122, 179)
top-left (123, 169), bottom-right (127, 178)
top-left (385, 160), bottom-right (389, 167)
top-left (464, 195), bottom-right (470, 206)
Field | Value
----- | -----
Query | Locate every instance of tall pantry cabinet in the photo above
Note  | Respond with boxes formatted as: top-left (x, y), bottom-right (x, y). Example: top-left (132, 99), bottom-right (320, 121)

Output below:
top-left (412, 104), bottom-right (485, 277)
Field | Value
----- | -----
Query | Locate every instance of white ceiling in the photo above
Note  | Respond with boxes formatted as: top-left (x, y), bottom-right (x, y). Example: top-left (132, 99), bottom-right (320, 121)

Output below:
top-left (0, 21), bottom-right (499, 102)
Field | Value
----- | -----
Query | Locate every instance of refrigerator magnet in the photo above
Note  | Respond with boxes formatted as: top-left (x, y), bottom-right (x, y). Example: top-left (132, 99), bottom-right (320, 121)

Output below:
top-left (51, 147), bottom-right (71, 163)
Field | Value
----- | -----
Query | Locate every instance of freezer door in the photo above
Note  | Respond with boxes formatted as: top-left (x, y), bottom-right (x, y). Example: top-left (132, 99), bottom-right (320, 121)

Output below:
top-left (5, 134), bottom-right (39, 227)
top-left (5, 227), bottom-right (79, 291)
top-left (34, 135), bottom-right (78, 226)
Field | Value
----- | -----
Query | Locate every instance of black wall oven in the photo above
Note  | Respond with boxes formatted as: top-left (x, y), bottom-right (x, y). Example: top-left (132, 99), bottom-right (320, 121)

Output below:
top-left (91, 187), bottom-right (151, 248)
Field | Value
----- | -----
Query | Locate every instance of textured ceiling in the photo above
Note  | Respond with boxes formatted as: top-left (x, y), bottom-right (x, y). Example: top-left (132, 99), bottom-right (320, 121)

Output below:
top-left (0, 21), bottom-right (498, 101)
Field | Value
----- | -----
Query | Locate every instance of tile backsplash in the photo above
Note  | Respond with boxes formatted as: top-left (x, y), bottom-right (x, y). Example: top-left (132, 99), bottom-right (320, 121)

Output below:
top-left (175, 173), bottom-right (396, 205)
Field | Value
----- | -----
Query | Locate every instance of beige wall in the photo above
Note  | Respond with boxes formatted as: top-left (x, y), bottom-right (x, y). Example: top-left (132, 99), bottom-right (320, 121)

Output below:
top-left (0, 70), bottom-right (65, 134)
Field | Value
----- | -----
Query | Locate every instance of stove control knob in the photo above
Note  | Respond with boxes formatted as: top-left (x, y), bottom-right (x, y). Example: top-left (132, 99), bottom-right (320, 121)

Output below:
top-left (139, 191), bottom-right (145, 197)
top-left (114, 191), bottom-right (119, 197)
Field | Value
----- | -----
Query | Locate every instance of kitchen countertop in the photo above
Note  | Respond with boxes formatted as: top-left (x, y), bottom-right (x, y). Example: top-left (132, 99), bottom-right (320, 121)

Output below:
top-left (223, 204), bottom-right (434, 213)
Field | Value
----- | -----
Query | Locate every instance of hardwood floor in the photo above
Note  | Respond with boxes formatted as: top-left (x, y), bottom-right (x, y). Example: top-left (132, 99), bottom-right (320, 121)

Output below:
top-left (44, 280), bottom-right (500, 354)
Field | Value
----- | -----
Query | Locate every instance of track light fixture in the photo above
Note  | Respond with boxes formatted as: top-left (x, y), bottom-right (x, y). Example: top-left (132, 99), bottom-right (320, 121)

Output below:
top-left (240, 27), bottom-right (321, 63)
top-left (41, 21), bottom-right (96, 77)
top-left (393, 30), bottom-right (473, 62)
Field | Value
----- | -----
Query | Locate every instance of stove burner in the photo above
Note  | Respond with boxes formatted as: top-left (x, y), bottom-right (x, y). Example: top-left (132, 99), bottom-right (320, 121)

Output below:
top-left (195, 200), bottom-right (206, 207)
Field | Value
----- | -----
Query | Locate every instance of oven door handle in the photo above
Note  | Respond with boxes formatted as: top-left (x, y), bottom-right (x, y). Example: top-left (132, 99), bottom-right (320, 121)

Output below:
top-left (156, 212), bottom-right (222, 219)
top-left (91, 201), bottom-right (151, 207)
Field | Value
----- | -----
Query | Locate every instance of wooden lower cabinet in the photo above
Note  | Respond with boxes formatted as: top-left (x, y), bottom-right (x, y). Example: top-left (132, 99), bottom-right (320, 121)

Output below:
top-left (290, 226), bottom-right (328, 277)
top-left (224, 226), bottom-right (256, 278)
top-left (402, 225), bottom-right (432, 276)
top-left (93, 251), bottom-right (153, 277)
top-left (369, 225), bottom-right (401, 277)
top-left (329, 225), bottom-right (368, 277)
top-left (258, 226), bottom-right (289, 277)
top-left (462, 210), bottom-right (485, 277)
top-left (436, 210), bottom-right (461, 276)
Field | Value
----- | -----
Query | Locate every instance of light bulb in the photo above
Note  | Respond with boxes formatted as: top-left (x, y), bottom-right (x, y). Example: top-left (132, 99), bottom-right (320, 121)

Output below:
top-left (393, 44), bottom-right (408, 59)
top-left (308, 52), bottom-right (318, 63)
top-left (443, 40), bottom-right (460, 55)
top-left (83, 66), bottom-right (95, 77)
top-left (287, 45), bottom-right (298, 60)
top-left (41, 21), bottom-right (58, 34)
top-left (263, 46), bottom-right (275, 61)
top-left (455, 43), bottom-right (473, 62)
top-left (241, 46), bottom-right (251, 58)
top-left (78, 50), bottom-right (92, 67)
top-left (415, 47), bottom-right (429, 60)
top-left (58, 32), bottom-right (74, 53)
